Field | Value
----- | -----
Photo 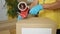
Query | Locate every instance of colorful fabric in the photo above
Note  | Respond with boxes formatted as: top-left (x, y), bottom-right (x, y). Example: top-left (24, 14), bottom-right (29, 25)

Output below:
top-left (20, 7), bottom-right (29, 18)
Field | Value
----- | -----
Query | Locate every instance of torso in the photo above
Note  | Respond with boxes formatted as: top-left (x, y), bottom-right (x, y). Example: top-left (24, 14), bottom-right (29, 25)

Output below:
top-left (38, 0), bottom-right (60, 29)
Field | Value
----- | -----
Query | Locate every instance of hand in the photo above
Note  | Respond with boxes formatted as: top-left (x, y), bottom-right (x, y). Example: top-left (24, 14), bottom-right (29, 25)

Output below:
top-left (42, 4), bottom-right (51, 9)
top-left (29, 4), bottom-right (43, 15)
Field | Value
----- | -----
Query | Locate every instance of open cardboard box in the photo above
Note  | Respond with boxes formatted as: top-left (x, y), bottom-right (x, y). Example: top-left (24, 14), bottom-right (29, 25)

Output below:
top-left (16, 17), bottom-right (57, 34)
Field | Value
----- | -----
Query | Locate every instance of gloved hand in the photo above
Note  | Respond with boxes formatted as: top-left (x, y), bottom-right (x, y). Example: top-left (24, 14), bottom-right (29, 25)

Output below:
top-left (29, 4), bottom-right (43, 15)
top-left (17, 15), bottom-right (22, 21)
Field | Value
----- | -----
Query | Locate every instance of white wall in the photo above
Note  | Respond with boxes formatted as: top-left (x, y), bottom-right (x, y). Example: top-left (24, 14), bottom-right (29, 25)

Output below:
top-left (0, 0), bottom-right (8, 21)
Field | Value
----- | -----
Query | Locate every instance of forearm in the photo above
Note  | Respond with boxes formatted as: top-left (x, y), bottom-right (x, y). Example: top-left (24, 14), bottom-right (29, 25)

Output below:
top-left (29, 0), bottom-right (38, 9)
top-left (43, 1), bottom-right (60, 10)
top-left (49, 2), bottom-right (60, 9)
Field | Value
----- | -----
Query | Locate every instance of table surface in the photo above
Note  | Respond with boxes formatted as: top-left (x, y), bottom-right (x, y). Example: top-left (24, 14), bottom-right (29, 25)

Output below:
top-left (0, 19), bottom-right (17, 31)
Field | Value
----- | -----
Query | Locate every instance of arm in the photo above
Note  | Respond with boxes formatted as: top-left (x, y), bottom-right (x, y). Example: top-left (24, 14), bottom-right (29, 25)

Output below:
top-left (42, 0), bottom-right (60, 10)
top-left (29, 0), bottom-right (38, 9)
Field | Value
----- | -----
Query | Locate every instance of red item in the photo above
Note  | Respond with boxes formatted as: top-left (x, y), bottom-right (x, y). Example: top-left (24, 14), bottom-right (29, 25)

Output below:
top-left (20, 7), bottom-right (29, 18)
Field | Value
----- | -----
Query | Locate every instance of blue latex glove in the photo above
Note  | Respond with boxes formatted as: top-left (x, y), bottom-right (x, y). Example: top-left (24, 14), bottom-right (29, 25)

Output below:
top-left (17, 15), bottom-right (22, 20)
top-left (29, 4), bottom-right (43, 15)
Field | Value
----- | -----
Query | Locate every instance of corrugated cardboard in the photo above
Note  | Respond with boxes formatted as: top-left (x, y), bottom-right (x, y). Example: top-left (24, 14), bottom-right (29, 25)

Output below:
top-left (16, 17), bottom-right (57, 34)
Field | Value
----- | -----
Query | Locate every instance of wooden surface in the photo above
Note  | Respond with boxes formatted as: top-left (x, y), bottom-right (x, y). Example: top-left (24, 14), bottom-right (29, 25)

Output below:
top-left (0, 30), bottom-right (10, 34)
top-left (0, 19), bottom-right (17, 31)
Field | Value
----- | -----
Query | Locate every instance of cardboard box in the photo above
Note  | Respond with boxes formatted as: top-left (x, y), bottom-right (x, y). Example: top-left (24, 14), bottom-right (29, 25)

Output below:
top-left (16, 17), bottom-right (57, 34)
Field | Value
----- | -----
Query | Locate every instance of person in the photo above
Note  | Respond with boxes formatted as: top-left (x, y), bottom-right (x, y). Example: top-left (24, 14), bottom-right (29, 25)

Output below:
top-left (29, 0), bottom-right (60, 29)
top-left (29, 0), bottom-right (60, 9)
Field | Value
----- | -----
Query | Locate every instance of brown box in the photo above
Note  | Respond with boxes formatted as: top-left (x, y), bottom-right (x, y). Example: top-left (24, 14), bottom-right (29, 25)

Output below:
top-left (16, 17), bottom-right (57, 34)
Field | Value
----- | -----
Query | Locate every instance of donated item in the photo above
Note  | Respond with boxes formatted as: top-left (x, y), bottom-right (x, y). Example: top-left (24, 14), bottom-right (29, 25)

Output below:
top-left (17, 2), bottom-right (29, 20)
top-left (16, 17), bottom-right (57, 34)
